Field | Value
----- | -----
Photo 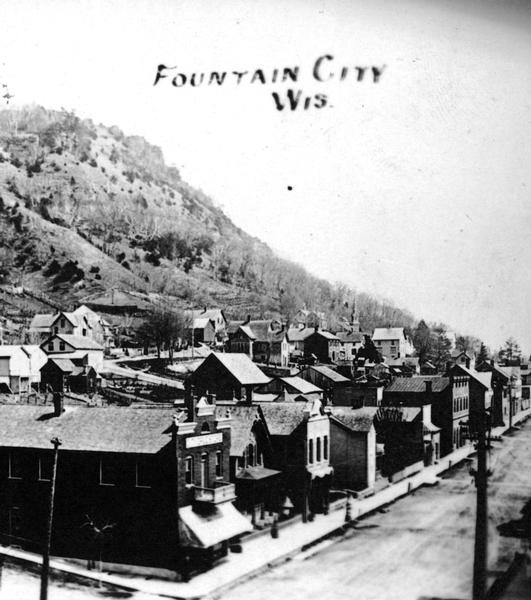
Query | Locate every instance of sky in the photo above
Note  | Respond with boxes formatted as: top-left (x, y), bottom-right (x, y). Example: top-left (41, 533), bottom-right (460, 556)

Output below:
top-left (0, 0), bottom-right (530, 353)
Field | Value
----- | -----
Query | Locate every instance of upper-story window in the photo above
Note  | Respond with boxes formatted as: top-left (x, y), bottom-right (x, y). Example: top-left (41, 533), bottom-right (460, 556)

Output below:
top-left (316, 437), bottom-right (321, 462)
top-left (48, 342), bottom-right (54, 352)
top-left (60, 319), bottom-right (65, 328)
top-left (201, 422), bottom-right (210, 433)
top-left (247, 443), bottom-right (255, 467)
top-left (59, 342), bottom-right (65, 351)
top-left (135, 457), bottom-right (153, 488)
top-left (38, 455), bottom-right (53, 481)
top-left (215, 451), bottom-right (223, 477)
top-left (82, 328), bottom-right (87, 336)
top-left (185, 455), bottom-right (194, 484)
top-left (99, 458), bottom-right (117, 486)
top-left (8, 452), bottom-right (22, 479)
top-left (308, 439), bottom-right (314, 464)
top-left (54, 327), bottom-right (58, 334)
top-left (323, 435), bottom-right (329, 460)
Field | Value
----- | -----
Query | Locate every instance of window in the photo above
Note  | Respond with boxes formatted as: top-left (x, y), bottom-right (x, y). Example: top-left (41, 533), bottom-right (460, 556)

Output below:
top-left (308, 439), bottom-right (314, 464)
top-left (59, 342), bottom-right (65, 351)
top-left (8, 507), bottom-right (21, 537)
top-left (247, 444), bottom-right (255, 467)
top-left (82, 328), bottom-right (87, 336)
top-left (201, 421), bottom-right (210, 433)
top-left (54, 327), bottom-right (58, 334)
top-left (60, 319), bottom-right (65, 328)
top-left (99, 458), bottom-right (118, 486)
top-left (323, 435), bottom-right (328, 460)
top-left (8, 452), bottom-right (22, 479)
top-left (48, 342), bottom-right (54, 352)
top-left (215, 451), bottom-right (223, 477)
top-left (185, 455), bottom-right (194, 484)
top-left (38, 454), bottom-right (53, 481)
top-left (135, 457), bottom-right (153, 488)
top-left (316, 437), bottom-right (321, 462)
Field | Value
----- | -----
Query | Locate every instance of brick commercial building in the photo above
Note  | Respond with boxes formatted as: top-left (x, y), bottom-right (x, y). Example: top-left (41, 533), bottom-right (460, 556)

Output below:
top-left (0, 398), bottom-right (251, 574)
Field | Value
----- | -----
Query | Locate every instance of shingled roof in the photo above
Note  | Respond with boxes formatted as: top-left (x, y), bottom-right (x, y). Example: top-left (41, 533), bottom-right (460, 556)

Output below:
top-left (259, 403), bottom-right (308, 435)
top-left (0, 406), bottom-right (175, 454)
top-left (280, 376), bottom-right (322, 395)
top-left (385, 376), bottom-right (450, 394)
top-left (330, 407), bottom-right (377, 432)
top-left (198, 353), bottom-right (271, 386)
top-left (217, 405), bottom-right (262, 456)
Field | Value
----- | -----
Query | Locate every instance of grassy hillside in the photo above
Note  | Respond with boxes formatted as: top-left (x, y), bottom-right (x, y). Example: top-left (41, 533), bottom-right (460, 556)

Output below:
top-left (0, 105), bottom-right (416, 331)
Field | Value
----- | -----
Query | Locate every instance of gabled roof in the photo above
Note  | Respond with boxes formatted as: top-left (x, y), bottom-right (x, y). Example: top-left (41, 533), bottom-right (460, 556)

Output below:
top-left (280, 376), bottom-right (322, 395)
top-left (29, 314), bottom-right (55, 330)
top-left (372, 327), bottom-right (406, 341)
top-left (200, 309), bottom-right (226, 322)
top-left (0, 345), bottom-right (29, 359)
top-left (237, 325), bottom-right (256, 340)
top-left (41, 334), bottom-right (104, 351)
top-left (287, 327), bottom-right (314, 342)
top-left (454, 365), bottom-right (492, 389)
top-left (191, 317), bottom-right (213, 330)
top-left (44, 358), bottom-right (76, 373)
top-left (0, 406), bottom-right (175, 453)
top-left (330, 407), bottom-right (377, 433)
top-left (303, 365), bottom-right (350, 383)
top-left (197, 353), bottom-right (270, 386)
top-left (336, 331), bottom-right (364, 343)
top-left (217, 405), bottom-right (262, 456)
top-left (385, 376), bottom-right (449, 394)
top-left (259, 403), bottom-right (308, 436)
top-left (309, 330), bottom-right (339, 341)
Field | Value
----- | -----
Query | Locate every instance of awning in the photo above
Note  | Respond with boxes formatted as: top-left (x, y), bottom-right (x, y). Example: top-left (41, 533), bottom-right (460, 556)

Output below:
top-left (179, 502), bottom-right (252, 549)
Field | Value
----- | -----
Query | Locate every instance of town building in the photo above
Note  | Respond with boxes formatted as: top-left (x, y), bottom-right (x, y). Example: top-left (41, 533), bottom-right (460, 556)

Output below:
top-left (331, 377), bottom-right (384, 408)
top-left (41, 334), bottom-right (104, 372)
top-left (259, 400), bottom-right (333, 516)
top-left (228, 320), bottom-right (289, 367)
top-left (0, 345), bottom-right (47, 394)
top-left (257, 376), bottom-right (323, 402)
top-left (329, 407), bottom-right (377, 491)
top-left (304, 330), bottom-right (341, 363)
top-left (286, 326), bottom-right (314, 362)
top-left (383, 375), bottom-right (469, 457)
top-left (298, 365), bottom-right (351, 404)
top-left (335, 330), bottom-right (364, 362)
top-left (219, 404), bottom-right (281, 527)
top-left (293, 309), bottom-right (328, 331)
top-left (187, 352), bottom-right (271, 403)
top-left (0, 400), bottom-right (250, 573)
top-left (40, 358), bottom-right (99, 395)
top-left (450, 364), bottom-right (492, 435)
top-left (372, 327), bottom-right (414, 360)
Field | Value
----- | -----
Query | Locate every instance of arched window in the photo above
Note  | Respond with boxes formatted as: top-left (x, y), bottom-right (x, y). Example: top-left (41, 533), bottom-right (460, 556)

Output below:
top-left (201, 422), bottom-right (210, 433)
top-left (247, 444), bottom-right (255, 467)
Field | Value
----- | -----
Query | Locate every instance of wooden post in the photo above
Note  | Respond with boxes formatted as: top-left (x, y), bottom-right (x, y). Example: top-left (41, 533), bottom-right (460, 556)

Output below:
top-left (40, 437), bottom-right (61, 600)
top-left (473, 394), bottom-right (487, 600)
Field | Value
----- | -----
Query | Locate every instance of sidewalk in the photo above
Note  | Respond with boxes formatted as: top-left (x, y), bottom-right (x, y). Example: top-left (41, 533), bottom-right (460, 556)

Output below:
top-left (0, 443), bottom-right (476, 600)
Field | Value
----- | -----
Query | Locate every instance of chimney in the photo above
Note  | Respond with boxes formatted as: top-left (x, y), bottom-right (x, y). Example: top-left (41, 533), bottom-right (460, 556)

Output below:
top-left (184, 380), bottom-right (197, 422)
top-left (314, 325), bottom-right (319, 333)
top-left (53, 392), bottom-right (64, 417)
top-left (244, 314), bottom-right (251, 325)
top-left (465, 357), bottom-right (471, 369)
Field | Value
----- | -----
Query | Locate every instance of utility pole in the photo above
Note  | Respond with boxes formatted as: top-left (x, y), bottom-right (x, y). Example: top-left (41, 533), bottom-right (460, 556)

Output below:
top-left (472, 396), bottom-right (489, 600)
top-left (40, 437), bottom-right (61, 600)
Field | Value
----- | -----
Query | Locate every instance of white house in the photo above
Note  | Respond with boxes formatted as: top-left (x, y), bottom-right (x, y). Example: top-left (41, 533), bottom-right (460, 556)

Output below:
top-left (41, 334), bottom-right (104, 372)
top-left (0, 345), bottom-right (47, 393)
top-left (372, 327), bottom-right (414, 360)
